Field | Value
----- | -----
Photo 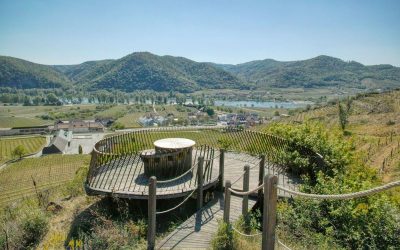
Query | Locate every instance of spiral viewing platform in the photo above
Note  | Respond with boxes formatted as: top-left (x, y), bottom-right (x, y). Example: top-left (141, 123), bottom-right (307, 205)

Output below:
top-left (85, 127), bottom-right (315, 200)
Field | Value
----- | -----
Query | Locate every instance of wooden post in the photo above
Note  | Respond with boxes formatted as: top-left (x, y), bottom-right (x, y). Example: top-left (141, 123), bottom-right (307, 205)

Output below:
top-left (148, 176), bottom-right (156, 250)
top-left (223, 180), bottom-right (231, 224)
top-left (219, 149), bottom-right (225, 191)
top-left (197, 156), bottom-right (204, 210)
top-left (242, 165), bottom-right (250, 216)
top-left (258, 154), bottom-right (266, 201)
top-left (262, 174), bottom-right (278, 250)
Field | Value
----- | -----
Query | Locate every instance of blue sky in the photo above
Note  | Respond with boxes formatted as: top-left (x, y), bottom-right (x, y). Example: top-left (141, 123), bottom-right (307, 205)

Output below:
top-left (0, 0), bottom-right (399, 66)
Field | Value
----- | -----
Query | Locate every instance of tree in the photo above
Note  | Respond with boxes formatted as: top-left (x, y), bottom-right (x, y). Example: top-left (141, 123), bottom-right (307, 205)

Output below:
top-left (338, 102), bottom-right (348, 130)
top-left (206, 107), bottom-right (215, 116)
top-left (346, 96), bottom-right (352, 112)
top-left (46, 93), bottom-right (59, 105)
top-left (12, 145), bottom-right (27, 159)
top-left (274, 110), bottom-right (280, 116)
top-left (78, 145), bottom-right (83, 154)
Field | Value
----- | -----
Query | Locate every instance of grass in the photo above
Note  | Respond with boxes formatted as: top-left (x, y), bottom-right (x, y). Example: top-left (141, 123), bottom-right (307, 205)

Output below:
top-left (95, 105), bottom-right (128, 118)
top-left (0, 136), bottom-right (46, 164)
top-left (0, 154), bottom-right (90, 207)
top-left (116, 112), bottom-right (143, 128)
top-left (0, 116), bottom-right (50, 128)
top-left (0, 105), bottom-right (95, 128)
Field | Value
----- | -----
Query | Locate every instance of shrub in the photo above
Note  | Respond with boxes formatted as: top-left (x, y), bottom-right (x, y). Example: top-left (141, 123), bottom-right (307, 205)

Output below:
top-left (211, 221), bottom-right (234, 250)
top-left (64, 165), bottom-right (89, 197)
top-left (386, 120), bottom-right (395, 125)
top-left (111, 122), bottom-right (125, 130)
top-left (20, 209), bottom-right (49, 247)
top-left (264, 121), bottom-right (352, 181)
top-left (12, 145), bottom-right (27, 159)
top-left (266, 122), bottom-right (400, 249)
top-left (0, 233), bottom-right (6, 250)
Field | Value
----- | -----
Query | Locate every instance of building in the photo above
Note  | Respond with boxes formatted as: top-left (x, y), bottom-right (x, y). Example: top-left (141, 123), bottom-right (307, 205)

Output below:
top-left (95, 118), bottom-right (114, 127)
top-left (139, 113), bottom-right (166, 127)
top-left (0, 125), bottom-right (51, 136)
top-left (54, 120), bottom-right (104, 133)
top-left (42, 130), bottom-right (72, 154)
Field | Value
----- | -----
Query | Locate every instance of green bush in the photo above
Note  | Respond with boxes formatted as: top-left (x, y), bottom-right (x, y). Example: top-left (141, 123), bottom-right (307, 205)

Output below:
top-left (64, 165), bottom-right (89, 197)
top-left (211, 221), bottom-right (234, 250)
top-left (266, 122), bottom-right (400, 249)
top-left (264, 121), bottom-right (352, 181)
top-left (0, 233), bottom-right (6, 250)
top-left (111, 122), bottom-right (125, 130)
top-left (20, 208), bottom-right (49, 247)
top-left (386, 120), bottom-right (395, 125)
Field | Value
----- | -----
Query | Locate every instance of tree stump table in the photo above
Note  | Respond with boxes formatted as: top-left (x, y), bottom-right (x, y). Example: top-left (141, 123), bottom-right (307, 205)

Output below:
top-left (140, 138), bottom-right (196, 179)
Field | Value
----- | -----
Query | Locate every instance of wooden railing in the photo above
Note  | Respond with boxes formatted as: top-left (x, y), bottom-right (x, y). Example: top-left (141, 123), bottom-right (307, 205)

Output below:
top-left (223, 171), bottom-right (400, 250)
top-left (87, 127), bottom-right (323, 185)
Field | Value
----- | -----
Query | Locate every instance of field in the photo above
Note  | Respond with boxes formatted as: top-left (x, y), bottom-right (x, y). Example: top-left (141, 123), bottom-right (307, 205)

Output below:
top-left (0, 136), bottom-right (47, 164)
top-left (0, 116), bottom-right (50, 128)
top-left (0, 154), bottom-right (90, 207)
top-left (116, 112), bottom-right (143, 128)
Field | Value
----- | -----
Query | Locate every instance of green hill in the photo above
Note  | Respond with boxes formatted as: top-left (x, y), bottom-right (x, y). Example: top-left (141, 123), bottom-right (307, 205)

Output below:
top-left (2, 53), bottom-right (400, 92)
top-left (0, 56), bottom-right (72, 89)
top-left (217, 55), bottom-right (400, 89)
top-left (52, 59), bottom-right (114, 82)
top-left (80, 52), bottom-right (245, 92)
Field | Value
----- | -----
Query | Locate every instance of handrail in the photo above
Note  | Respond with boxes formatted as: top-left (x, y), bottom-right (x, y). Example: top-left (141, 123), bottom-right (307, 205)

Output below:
top-left (227, 180), bottom-right (400, 199)
top-left (277, 238), bottom-right (293, 250)
top-left (276, 180), bottom-right (400, 200)
top-left (156, 161), bottom-right (199, 184)
top-left (203, 152), bottom-right (221, 162)
top-left (155, 188), bottom-right (197, 214)
top-left (228, 184), bottom-right (264, 196)
top-left (156, 147), bottom-right (217, 184)
top-left (231, 224), bottom-right (262, 237)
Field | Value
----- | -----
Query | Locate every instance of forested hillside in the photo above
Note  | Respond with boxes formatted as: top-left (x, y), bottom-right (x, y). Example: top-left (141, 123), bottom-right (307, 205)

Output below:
top-left (80, 52), bottom-right (245, 92)
top-left (0, 56), bottom-right (72, 89)
top-left (217, 55), bottom-right (400, 89)
top-left (2, 53), bottom-right (400, 92)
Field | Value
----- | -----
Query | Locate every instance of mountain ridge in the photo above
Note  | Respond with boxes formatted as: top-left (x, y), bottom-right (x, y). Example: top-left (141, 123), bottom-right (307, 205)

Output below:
top-left (1, 52), bottom-right (400, 92)
top-left (212, 55), bottom-right (400, 89)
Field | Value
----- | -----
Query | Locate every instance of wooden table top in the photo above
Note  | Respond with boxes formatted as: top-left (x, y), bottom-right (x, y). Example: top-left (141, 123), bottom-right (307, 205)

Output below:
top-left (154, 138), bottom-right (196, 149)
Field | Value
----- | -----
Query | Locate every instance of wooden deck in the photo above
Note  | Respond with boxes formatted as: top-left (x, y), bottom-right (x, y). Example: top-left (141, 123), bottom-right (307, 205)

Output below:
top-left (156, 154), bottom-right (301, 249)
top-left (157, 193), bottom-right (257, 249)
top-left (86, 151), bottom-right (301, 199)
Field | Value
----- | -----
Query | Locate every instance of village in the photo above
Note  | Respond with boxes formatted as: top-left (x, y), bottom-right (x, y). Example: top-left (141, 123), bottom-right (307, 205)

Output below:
top-left (0, 104), bottom-right (267, 156)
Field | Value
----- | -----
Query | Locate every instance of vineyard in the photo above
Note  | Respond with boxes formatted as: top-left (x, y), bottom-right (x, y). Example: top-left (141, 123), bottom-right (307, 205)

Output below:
top-left (0, 154), bottom-right (90, 207)
top-left (282, 90), bottom-right (400, 182)
top-left (0, 136), bottom-right (47, 164)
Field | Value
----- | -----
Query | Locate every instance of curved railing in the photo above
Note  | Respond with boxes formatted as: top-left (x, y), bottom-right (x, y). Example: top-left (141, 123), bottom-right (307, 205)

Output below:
top-left (86, 126), bottom-right (325, 200)
top-left (88, 127), bottom-right (322, 182)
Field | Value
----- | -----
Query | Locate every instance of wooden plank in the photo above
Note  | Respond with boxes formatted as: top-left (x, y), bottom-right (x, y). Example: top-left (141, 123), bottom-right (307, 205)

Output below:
top-left (157, 193), bottom-right (257, 249)
top-left (86, 151), bottom-right (300, 200)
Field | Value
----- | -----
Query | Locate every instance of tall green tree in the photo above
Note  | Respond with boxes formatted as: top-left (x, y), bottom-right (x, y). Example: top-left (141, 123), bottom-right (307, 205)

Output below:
top-left (338, 102), bottom-right (348, 130)
top-left (12, 145), bottom-right (27, 159)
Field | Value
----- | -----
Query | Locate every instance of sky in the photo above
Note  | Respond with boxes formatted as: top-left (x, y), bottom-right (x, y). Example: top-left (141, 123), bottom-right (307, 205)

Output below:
top-left (0, 0), bottom-right (399, 66)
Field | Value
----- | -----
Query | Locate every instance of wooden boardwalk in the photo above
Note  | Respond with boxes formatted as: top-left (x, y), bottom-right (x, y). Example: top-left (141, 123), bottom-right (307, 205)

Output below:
top-left (156, 154), bottom-right (301, 249)
top-left (157, 193), bottom-right (257, 249)
top-left (86, 151), bottom-right (300, 199)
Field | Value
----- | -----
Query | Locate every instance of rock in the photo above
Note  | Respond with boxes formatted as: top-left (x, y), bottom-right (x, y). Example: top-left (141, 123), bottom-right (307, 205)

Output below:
top-left (46, 201), bottom-right (63, 213)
